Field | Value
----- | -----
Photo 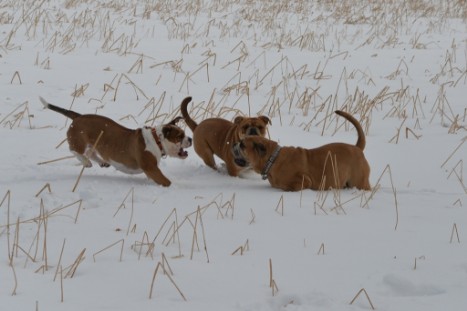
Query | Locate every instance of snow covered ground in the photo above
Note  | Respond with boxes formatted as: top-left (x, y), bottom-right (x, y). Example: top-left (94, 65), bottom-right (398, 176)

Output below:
top-left (0, 0), bottom-right (466, 310)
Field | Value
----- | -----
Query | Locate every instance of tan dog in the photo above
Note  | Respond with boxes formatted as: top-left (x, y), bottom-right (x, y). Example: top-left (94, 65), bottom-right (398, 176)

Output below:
top-left (181, 97), bottom-right (270, 176)
top-left (232, 111), bottom-right (371, 191)
top-left (40, 97), bottom-right (192, 187)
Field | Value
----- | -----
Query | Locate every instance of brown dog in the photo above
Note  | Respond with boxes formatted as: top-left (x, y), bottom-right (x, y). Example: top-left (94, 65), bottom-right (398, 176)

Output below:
top-left (180, 97), bottom-right (270, 176)
top-left (40, 97), bottom-right (192, 187)
top-left (232, 111), bottom-right (371, 191)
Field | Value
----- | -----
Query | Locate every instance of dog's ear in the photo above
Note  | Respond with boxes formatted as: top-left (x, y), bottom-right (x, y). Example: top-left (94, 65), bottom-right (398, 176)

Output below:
top-left (168, 116), bottom-right (183, 126)
top-left (253, 142), bottom-right (267, 157)
top-left (161, 126), bottom-right (172, 138)
top-left (259, 115), bottom-right (271, 125)
top-left (234, 116), bottom-right (244, 125)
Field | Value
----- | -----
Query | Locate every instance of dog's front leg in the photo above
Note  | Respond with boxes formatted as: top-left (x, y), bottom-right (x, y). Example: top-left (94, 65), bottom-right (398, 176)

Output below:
top-left (139, 152), bottom-right (171, 187)
top-left (144, 167), bottom-right (171, 187)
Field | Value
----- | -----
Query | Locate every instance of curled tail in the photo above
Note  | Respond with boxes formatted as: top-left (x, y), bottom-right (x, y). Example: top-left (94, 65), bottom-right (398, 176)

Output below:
top-left (335, 110), bottom-right (366, 150)
top-left (40, 97), bottom-right (81, 120)
top-left (180, 96), bottom-right (197, 132)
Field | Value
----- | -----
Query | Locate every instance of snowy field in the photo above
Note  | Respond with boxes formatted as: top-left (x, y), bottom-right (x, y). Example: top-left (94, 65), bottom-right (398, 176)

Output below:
top-left (0, 0), bottom-right (466, 310)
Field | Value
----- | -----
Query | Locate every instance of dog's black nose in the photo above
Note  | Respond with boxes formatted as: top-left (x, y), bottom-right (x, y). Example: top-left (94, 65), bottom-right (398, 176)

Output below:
top-left (247, 127), bottom-right (259, 136)
top-left (234, 158), bottom-right (247, 167)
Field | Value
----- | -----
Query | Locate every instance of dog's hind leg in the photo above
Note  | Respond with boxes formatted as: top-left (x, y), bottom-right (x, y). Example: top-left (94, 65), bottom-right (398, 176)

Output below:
top-left (85, 148), bottom-right (110, 168)
top-left (71, 151), bottom-right (93, 167)
top-left (86, 149), bottom-right (110, 167)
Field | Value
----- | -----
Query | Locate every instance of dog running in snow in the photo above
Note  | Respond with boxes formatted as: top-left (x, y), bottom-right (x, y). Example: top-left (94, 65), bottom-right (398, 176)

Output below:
top-left (40, 96), bottom-right (192, 187)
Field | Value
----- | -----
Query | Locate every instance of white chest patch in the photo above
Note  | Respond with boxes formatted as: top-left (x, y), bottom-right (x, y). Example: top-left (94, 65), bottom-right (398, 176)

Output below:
top-left (141, 127), bottom-right (162, 164)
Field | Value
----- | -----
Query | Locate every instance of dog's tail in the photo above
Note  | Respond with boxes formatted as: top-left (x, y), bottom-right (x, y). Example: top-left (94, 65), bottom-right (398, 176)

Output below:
top-left (180, 96), bottom-right (197, 132)
top-left (40, 97), bottom-right (81, 120)
top-left (335, 110), bottom-right (366, 150)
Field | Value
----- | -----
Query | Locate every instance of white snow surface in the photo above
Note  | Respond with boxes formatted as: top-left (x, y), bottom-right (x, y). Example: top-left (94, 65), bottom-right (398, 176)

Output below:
top-left (0, 1), bottom-right (466, 310)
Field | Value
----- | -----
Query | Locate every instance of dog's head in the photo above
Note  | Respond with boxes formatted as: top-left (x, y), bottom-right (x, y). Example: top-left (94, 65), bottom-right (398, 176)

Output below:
top-left (157, 117), bottom-right (192, 159)
top-left (234, 115), bottom-right (270, 139)
top-left (232, 136), bottom-right (272, 169)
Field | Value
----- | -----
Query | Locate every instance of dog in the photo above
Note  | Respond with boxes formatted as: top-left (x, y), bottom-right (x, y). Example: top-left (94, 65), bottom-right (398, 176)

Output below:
top-left (180, 96), bottom-right (271, 176)
top-left (232, 110), bottom-right (371, 191)
top-left (40, 97), bottom-right (192, 187)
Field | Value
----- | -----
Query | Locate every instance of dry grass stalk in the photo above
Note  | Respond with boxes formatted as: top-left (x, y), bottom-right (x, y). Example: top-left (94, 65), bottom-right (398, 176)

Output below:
top-left (190, 206), bottom-right (210, 263)
top-left (72, 130), bottom-right (104, 192)
top-left (64, 248), bottom-right (86, 279)
top-left (161, 253), bottom-right (174, 276)
top-left (112, 73), bottom-right (148, 101)
top-left (249, 208), bottom-right (256, 225)
top-left (231, 239), bottom-right (250, 256)
top-left (148, 262), bottom-right (187, 301)
top-left (388, 116), bottom-right (407, 144)
top-left (10, 263), bottom-right (17, 296)
top-left (441, 136), bottom-right (466, 169)
top-left (0, 102), bottom-right (30, 129)
top-left (53, 239), bottom-right (66, 282)
top-left (127, 54), bottom-right (144, 74)
top-left (446, 160), bottom-right (466, 193)
top-left (60, 265), bottom-right (64, 302)
top-left (35, 183), bottom-right (52, 197)
top-left (133, 231), bottom-right (154, 260)
top-left (221, 193), bottom-right (236, 219)
top-left (151, 208), bottom-right (182, 258)
top-left (14, 244), bottom-right (37, 267)
top-left (275, 195), bottom-right (284, 216)
top-left (450, 223), bottom-right (460, 243)
top-left (93, 239), bottom-right (125, 262)
top-left (1, 190), bottom-right (12, 259)
top-left (70, 83), bottom-right (89, 98)
top-left (55, 137), bottom-right (68, 149)
top-left (10, 71), bottom-right (22, 84)
top-left (271, 279), bottom-right (279, 296)
top-left (37, 155), bottom-right (75, 166)
top-left (405, 127), bottom-right (421, 140)
top-left (13, 217), bottom-right (20, 258)
top-left (41, 207), bottom-right (49, 271)
top-left (268, 258), bottom-right (279, 296)
top-left (349, 288), bottom-right (375, 310)
top-left (362, 165), bottom-right (399, 230)
top-left (317, 243), bottom-right (325, 255)
top-left (161, 222), bottom-right (177, 246)
top-left (31, 199), bottom-right (84, 224)
top-left (141, 94), bottom-right (168, 126)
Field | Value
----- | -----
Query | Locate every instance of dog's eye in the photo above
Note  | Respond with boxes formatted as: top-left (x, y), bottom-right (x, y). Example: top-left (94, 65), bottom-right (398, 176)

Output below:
top-left (239, 141), bottom-right (245, 149)
top-left (242, 125), bottom-right (249, 131)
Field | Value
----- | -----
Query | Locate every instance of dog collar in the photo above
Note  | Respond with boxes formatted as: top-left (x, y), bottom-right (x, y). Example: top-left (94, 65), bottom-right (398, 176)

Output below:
top-left (261, 145), bottom-right (281, 180)
top-left (146, 126), bottom-right (166, 157)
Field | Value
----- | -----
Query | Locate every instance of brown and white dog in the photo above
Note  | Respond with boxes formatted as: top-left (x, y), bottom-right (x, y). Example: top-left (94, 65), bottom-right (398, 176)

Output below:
top-left (40, 97), bottom-right (192, 187)
top-left (232, 111), bottom-right (371, 191)
top-left (181, 96), bottom-right (270, 176)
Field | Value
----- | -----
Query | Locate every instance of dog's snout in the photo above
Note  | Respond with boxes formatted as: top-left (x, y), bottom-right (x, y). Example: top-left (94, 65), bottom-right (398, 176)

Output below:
top-left (247, 127), bottom-right (259, 136)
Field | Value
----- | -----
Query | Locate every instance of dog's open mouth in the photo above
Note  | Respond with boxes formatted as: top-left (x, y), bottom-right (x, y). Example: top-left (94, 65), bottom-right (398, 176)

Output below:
top-left (178, 148), bottom-right (188, 159)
